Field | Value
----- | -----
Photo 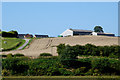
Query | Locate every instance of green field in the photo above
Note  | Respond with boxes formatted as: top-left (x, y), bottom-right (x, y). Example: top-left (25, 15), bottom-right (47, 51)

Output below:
top-left (2, 37), bottom-right (25, 51)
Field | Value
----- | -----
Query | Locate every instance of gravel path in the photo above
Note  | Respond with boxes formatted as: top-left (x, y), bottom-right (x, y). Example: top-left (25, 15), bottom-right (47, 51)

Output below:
top-left (17, 39), bottom-right (30, 50)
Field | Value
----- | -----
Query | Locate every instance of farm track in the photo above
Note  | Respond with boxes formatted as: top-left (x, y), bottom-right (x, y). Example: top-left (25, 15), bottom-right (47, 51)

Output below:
top-left (1, 35), bottom-right (119, 57)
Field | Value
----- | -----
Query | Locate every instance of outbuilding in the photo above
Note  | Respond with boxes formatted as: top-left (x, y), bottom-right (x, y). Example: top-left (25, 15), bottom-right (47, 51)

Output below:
top-left (60, 29), bottom-right (92, 37)
top-left (24, 34), bottom-right (33, 38)
top-left (92, 32), bottom-right (115, 37)
top-left (34, 35), bottom-right (49, 38)
top-left (17, 34), bottom-right (26, 39)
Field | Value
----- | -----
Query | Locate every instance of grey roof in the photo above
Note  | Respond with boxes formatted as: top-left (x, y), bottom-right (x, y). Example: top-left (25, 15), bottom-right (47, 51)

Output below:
top-left (35, 35), bottom-right (48, 37)
top-left (70, 29), bottom-right (93, 32)
top-left (18, 34), bottom-right (26, 36)
top-left (97, 32), bottom-right (114, 35)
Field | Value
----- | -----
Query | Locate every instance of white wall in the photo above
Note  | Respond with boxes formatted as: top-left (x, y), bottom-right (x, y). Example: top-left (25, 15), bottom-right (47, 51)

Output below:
top-left (60, 29), bottom-right (73, 37)
top-left (92, 32), bottom-right (97, 36)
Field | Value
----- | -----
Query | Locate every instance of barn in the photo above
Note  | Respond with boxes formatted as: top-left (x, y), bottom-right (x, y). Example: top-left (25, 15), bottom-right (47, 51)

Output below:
top-left (92, 32), bottom-right (115, 37)
top-left (34, 35), bottom-right (49, 38)
top-left (18, 34), bottom-right (33, 39)
top-left (60, 29), bottom-right (92, 37)
top-left (17, 34), bottom-right (26, 39)
top-left (24, 34), bottom-right (33, 38)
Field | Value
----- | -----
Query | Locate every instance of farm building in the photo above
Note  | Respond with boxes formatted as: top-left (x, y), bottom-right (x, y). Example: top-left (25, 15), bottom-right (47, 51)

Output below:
top-left (18, 34), bottom-right (33, 39)
top-left (34, 35), bottom-right (49, 38)
top-left (92, 32), bottom-right (115, 37)
top-left (24, 34), bottom-right (33, 38)
top-left (60, 29), bottom-right (92, 37)
top-left (17, 34), bottom-right (26, 39)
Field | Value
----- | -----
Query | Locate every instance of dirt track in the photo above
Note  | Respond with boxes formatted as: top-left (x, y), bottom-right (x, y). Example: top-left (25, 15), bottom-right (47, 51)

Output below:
top-left (1, 35), bottom-right (119, 57)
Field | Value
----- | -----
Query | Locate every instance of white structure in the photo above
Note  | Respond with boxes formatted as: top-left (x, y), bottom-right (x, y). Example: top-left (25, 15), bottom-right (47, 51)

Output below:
top-left (60, 29), bottom-right (92, 37)
top-left (60, 29), bottom-right (115, 37)
top-left (92, 32), bottom-right (115, 36)
top-left (60, 29), bottom-right (73, 37)
top-left (92, 32), bottom-right (97, 36)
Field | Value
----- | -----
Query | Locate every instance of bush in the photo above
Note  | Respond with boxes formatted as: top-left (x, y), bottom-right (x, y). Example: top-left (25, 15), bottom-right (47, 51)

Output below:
top-left (7, 53), bottom-right (13, 58)
top-left (40, 53), bottom-right (52, 57)
top-left (2, 57), bottom-right (29, 75)
top-left (57, 43), bottom-right (120, 59)
top-left (74, 67), bottom-right (86, 76)
top-left (59, 68), bottom-right (73, 76)
top-left (14, 53), bottom-right (24, 57)
top-left (91, 58), bottom-right (110, 73)
top-left (2, 30), bottom-right (18, 37)
top-left (2, 69), bottom-right (10, 76)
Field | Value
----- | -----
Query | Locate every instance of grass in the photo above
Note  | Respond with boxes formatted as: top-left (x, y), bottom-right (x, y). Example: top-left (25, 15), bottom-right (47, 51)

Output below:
top-left (2, 76), bottom-right (120, 80)
top-left (2, 37), bottom-right (25, 51)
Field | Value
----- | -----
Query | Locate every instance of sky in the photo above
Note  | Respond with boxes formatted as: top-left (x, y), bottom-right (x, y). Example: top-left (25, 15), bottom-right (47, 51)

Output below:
top-left (2, 2), bottom-right (118, 37)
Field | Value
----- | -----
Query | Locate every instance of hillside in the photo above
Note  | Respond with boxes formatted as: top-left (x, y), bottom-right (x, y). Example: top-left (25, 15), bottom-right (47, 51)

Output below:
top-left (1, 37), bottom-right (25, 51)
top-left (1, 35), bottom-right (118, 57)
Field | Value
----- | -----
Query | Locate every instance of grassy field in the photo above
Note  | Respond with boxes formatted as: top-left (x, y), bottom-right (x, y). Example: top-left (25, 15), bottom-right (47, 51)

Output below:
top-left (2, 76), bottom-right (120, 80)
top-left (2, 37), bottom-right (25, 51)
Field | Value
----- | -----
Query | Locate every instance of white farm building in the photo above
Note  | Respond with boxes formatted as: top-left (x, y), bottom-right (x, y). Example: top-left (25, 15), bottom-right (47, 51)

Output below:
top-left (60, 29), bottom-right (115, 37)
top-left (60, 29), bottom-right (92, 37)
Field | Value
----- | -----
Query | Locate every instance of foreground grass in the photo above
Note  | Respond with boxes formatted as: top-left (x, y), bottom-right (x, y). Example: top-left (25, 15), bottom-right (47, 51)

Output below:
top-left (2, 37), bottom-right (25, 51)
top-left (2, 76), bottom-right (120, 80)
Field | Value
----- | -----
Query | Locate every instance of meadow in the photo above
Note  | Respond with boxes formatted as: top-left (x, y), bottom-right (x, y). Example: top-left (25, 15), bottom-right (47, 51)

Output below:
top-left (2, 37), bottom-right (25, 51)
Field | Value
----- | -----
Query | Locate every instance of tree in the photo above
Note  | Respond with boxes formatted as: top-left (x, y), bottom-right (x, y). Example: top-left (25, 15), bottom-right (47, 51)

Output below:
top-left (57, 44), bottom-right (78, 68)
top-left (94, 26), bottom-right (104, 32)
top-left (2, 30), bottom-right (18, 37)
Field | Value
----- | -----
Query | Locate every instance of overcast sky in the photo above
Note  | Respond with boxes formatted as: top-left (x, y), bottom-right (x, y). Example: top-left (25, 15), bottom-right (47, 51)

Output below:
top-left (2, 2), bottom-right (118, 37)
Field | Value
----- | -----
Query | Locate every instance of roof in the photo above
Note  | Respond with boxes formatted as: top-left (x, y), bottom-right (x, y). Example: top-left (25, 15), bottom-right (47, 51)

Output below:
top-left (70, 29), bottom-right (93, 32)
top-left (18, 34), bottom-right (26, 36)
top-left (96, 32), bottom-right (114, 35)
top-left (25, 34), bottom-right (33, 37)
top-left (35, 35), bottom-right (48, 37)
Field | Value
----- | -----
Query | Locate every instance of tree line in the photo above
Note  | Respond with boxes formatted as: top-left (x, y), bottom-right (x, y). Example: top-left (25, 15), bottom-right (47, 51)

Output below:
top-left (57, 44), bottom-right (120, 59)
top-left (1, 30), bottom-right (18, 37)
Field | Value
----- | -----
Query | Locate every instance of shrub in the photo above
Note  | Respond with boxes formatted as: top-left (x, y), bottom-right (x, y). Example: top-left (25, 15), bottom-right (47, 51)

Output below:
top-left (74, 67), bottom-right (86, 76)
top-left (7, 53), bottom-right (13, 58)
top-left (58, 44), bottom-right (78, 68)
top-left (2, 69), bottom-right (10, 76)
top-left (40, 53), bottom-right (52, 57)
top-left (57, 44), bottom-right (66, 55)
top-left (59, 68), bottom-right (73, 76)
top-left (14, 53), bottom-right (24, 57)
top-left (91, 58), bottom-right (110, 73)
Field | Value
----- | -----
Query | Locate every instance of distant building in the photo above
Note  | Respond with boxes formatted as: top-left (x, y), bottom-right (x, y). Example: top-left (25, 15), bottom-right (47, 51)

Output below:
top-left (18, 34), bottom-right (33, 39)
top-left (24, 34), bottom-right (33, 38)
top-left (92, 32), bottom-right (115, 37)
top-left (34, 35), bottom-right (49, 38)
top-left (60, 29), bottom-right (92, 37)
top-left (17, 34), bottom-right (26, 39)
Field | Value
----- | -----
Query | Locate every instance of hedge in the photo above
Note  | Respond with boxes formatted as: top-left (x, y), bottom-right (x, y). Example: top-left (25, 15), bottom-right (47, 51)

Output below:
top-left (2, 57), bottom-right (120, 76)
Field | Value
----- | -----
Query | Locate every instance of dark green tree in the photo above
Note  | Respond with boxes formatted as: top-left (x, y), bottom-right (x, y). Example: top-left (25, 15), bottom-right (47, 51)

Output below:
top-left (94, 26), bottom-right (104, 32)
top-left (2, 30), bottom-right (18, 37)
top-left (57, 44), bottom-right (78, 68)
